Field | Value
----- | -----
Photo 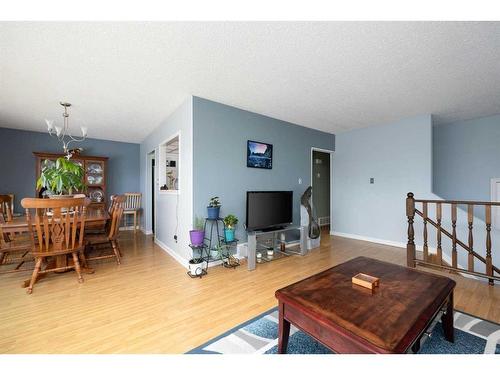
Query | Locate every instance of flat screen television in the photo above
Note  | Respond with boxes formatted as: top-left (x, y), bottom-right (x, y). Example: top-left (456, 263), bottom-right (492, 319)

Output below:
top-left (246, 191), bottom-right (293, 231)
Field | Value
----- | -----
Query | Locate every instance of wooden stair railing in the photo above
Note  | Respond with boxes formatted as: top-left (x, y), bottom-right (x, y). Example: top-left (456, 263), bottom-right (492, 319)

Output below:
top-left (406, 192), bottom-right (500, 285)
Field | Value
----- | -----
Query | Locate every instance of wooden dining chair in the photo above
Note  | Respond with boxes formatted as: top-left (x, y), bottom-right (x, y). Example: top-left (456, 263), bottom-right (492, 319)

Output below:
top-left (0, 214), bottom-right (33, 273)
top-left (21, 197), bottom-right (88, 294)
top-left (0, 195), bottom-right (13, 222)
top-left (85, 195), bottom-right (125, 265)
top-left (123, 193), bottom-right (142, 233)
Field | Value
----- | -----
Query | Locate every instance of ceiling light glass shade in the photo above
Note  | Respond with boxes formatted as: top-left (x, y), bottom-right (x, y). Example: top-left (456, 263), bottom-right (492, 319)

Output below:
top-left (55, 126), bottom-right (62, 137)
top-left (45, 119), bottom-right (54, 131)
top-left (81, 126), bottom-right (88, 137)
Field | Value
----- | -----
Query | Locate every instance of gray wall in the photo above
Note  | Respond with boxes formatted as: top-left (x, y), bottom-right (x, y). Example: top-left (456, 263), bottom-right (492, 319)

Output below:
top-left (192, 97), bottom-right (335, 242)
top-left (0, 127), bottom-right (140, 212)
top-left (312, 150), bottom-right (331, 219)
top-left (332, 115), bottom-right (434, 243)
top-left (434, 114), bottom-right (500, 201)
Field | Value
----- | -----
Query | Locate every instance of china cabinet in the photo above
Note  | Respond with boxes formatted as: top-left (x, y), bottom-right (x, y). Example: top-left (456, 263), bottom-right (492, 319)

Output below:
top-left (33, 152), bottom-right (108, 209)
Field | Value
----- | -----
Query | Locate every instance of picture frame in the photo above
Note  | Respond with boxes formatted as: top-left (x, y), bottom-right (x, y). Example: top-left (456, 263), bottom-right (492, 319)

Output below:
top-left (247, 140), bottom-right (273, 169)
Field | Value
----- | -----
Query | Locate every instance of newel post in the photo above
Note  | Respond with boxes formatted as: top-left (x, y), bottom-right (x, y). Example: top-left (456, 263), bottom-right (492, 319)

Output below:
top-left (406, 192), bottom-right (416, 267)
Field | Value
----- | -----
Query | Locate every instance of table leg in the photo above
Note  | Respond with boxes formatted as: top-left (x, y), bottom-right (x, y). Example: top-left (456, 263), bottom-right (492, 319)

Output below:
top-left (278, 302), bottom-right (290, 354)
top-left (441, 292), bottom-right (454, 343)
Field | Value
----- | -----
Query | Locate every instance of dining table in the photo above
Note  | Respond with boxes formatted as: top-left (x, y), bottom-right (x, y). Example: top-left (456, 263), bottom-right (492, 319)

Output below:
top-left (0, 207), bottom-right (109, 288)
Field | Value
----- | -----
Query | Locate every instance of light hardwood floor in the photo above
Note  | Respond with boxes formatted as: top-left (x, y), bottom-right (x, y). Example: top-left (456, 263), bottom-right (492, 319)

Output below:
top-left (1, 230), bottom-right (499, 353)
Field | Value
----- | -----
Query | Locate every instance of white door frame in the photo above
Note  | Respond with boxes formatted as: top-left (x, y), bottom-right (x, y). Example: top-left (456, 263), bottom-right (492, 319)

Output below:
top-left (310, 147), bottom-right (334, 230)
top-left (146, 149), bottom-right (158, 239)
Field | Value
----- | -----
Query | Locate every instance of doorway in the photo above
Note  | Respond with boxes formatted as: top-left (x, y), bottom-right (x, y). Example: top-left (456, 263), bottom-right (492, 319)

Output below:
top-left (311, 148), bottom-right (333, 232)
top-left (147, 151), bottom-right (156, 235)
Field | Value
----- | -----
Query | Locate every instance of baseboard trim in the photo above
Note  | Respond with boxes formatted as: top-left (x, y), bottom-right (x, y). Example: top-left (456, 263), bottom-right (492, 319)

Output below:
top-left (330, 231), bottom-right (407, 249)
top-left (330, 230), bottom-right (475, 279)
top-left (141, 227), bottom-right (153, 235)
top-left (154, 238), bottom-right (189, 269)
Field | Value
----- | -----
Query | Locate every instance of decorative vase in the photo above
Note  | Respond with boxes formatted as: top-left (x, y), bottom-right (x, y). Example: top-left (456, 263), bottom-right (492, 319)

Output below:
top-left (207, 206), bottom-right (220, 219)
top-left (189, 230), bottom-right (205, 246)
top-left (224, 228), bottom-right (235, 242)
top-left (188, 259), bottom-right (205, 276)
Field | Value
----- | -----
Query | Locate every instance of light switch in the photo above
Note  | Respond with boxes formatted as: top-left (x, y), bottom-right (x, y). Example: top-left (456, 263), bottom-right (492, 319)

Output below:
top-left (298, 178), bottom-right (302, 184)
top-left (370, 177), bottom-right (374, 184)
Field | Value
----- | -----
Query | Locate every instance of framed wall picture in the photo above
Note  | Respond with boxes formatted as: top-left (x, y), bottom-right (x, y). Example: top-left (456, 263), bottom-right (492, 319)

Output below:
top-left (247, 140), bottom-right (273, 169)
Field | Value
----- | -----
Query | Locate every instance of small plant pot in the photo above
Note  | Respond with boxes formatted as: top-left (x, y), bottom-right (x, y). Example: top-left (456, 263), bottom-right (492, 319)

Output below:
top-left (189, 230), bottom-right (205, 246)
top-left (210, 249), bottom-right (220, 259)
top-left (188, 259), bottom-right (205, 276)
top-left (207, 206), bottom-right (220, 220)
top-left (224, 228), bottom-right (235, 242)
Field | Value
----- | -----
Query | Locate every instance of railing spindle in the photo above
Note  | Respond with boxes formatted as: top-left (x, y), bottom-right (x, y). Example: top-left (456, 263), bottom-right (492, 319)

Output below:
top-left (436, 202), bottom-right (442, 265)
top-left (423, 202), bottom-right (428, 262)
top-left (451, 203), bottom-right (457, 268)
top-left (467, 204), bottom-right (474, 272)
top-left (406, 193), bottom-right (416, 268)
top-left (485, 205), bottom-right (494, 285)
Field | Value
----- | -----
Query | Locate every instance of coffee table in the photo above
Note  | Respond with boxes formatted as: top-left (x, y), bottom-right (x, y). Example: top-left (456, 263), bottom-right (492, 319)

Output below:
top-left (275, 256), bottom-right (456, 354)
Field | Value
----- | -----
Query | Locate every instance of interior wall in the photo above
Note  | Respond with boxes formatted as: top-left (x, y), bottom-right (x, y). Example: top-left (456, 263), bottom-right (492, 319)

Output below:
top-left (139, 97), bottom-right (193, 263)
top-left (0, 127), bottom-right (140, 212)
top-left (434, 114), bottom-right (500, 202)
top-left (312, 150), bottom-right (331, 220)
top-left (192, 96), bottom-right (335, 242)
top-left (332, 115), bottom-right (434, 243)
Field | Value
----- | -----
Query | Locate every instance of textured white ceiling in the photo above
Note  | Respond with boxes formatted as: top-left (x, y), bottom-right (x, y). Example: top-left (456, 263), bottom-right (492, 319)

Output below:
top-left (1, 22), bottom-right (500, 143)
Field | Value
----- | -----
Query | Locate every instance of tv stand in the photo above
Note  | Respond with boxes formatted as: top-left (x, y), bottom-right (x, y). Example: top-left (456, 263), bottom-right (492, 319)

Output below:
top-left (247, 226), bottom-right (307, 270)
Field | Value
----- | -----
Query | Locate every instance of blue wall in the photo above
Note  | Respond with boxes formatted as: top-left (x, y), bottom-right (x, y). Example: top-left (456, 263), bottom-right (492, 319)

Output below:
top-left (333, 115), bottom-right (434, 243)
top-left (192, 97), bottom-right (335, 242)
top-left (0, 127), bottom-right (140, 212)
top-left (433, 114), bottom-right (500, 202)
top-left (139, 97), bottom-right (193, 261)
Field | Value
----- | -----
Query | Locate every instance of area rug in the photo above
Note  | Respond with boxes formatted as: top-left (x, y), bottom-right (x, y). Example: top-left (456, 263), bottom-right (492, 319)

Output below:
top-left (187, 307), bottom-right (500, 354)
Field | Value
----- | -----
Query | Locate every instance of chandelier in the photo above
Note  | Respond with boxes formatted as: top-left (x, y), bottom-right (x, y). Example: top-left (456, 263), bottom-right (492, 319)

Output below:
top-left (45, 102), bottom-right (87, 156)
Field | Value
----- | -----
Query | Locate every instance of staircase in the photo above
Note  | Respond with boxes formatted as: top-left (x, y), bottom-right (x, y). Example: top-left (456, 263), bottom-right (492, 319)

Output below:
top-left (406, 192), bottom-right (500, 285)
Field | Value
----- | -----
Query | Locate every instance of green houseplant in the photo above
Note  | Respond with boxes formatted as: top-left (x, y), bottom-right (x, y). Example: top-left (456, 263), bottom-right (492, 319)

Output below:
top-left (223, 214), bottom-right (238, 242)
top-left (36, 157), bottom-right (85, 197)
top-left (207, 196), bottom-right (221, 219)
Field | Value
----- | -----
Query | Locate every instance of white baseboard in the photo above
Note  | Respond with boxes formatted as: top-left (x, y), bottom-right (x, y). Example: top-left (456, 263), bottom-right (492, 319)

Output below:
top-left (330, 230), bottom-right (475, 279)
top-left (330, 231), bottom-right (407, 249)
top-left (141, 227), bottom-right (153, 235)
top-left (154, 238), bottom-right (189, 269)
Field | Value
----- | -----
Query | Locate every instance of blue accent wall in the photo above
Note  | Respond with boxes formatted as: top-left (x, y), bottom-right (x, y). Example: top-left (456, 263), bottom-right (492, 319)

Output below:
top-left (192, 97), bottom-right (335, 242)
top-left (433, 114), bottom-right (500, 201)
top-left (0, 127), bottom-right (140, 212)
top-left (333, 115), bottom-right (434, 243)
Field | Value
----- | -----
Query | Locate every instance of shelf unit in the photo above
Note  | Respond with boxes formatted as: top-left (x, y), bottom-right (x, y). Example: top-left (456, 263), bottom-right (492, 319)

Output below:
top-left (34, 152), bottom-right (108, 209)
top-left (187, 218), bottom-right (240, 278)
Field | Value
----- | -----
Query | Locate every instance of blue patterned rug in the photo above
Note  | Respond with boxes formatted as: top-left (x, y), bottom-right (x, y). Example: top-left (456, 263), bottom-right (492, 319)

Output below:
top-left (187, 308), bottom-right (500, 354)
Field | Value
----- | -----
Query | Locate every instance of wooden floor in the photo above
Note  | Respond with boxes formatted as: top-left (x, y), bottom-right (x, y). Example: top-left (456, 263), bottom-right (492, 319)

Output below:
top-left (1, 230), bottom-right (499, 353)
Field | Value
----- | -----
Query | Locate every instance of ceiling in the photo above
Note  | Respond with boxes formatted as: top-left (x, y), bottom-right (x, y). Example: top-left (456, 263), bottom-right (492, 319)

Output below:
top-left (1, 22), bottom-right (500, 143)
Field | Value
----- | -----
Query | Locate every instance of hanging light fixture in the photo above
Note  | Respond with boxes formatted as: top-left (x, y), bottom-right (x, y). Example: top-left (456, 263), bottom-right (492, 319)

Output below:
top-left (45, 102), bottom-right (87, 157)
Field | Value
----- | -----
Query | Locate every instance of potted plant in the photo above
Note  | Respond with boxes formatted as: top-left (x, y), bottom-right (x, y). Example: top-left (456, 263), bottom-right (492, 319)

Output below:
top-left (207, 196), bottom-right (221, 219)
top-left (188, 258), bottom-right (205, 276)
top-left (36, 157), bottom-right (85, 198)
top-left (223, 214), bottom-right (238, 242)
top-left (189, 216), bottom-right (205, 246)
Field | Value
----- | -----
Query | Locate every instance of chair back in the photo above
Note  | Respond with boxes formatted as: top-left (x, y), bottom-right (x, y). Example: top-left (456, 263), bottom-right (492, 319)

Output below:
top-left (0, 195), bottom-right (13, 222)
top-left (107, 196), bottom-right (125, 240)
top-left (124, 193), bottom-right (142, 210)
top-left (108, 194), bottom-right (126, 215)
top-left (21, 197), bottom-right (87, 254)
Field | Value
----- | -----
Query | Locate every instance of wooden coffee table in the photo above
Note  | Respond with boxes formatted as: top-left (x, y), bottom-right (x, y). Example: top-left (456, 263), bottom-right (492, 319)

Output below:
top-left (275, 256), bottom-right (456, 354)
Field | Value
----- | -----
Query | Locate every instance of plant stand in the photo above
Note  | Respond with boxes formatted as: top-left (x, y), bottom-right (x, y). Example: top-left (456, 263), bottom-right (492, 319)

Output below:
top-left (188, 218), bottom-right (240, 278)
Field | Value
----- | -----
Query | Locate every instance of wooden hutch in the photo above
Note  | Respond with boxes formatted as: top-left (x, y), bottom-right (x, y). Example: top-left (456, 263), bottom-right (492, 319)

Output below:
top-left (34, 152), bottom-right (108, 209)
